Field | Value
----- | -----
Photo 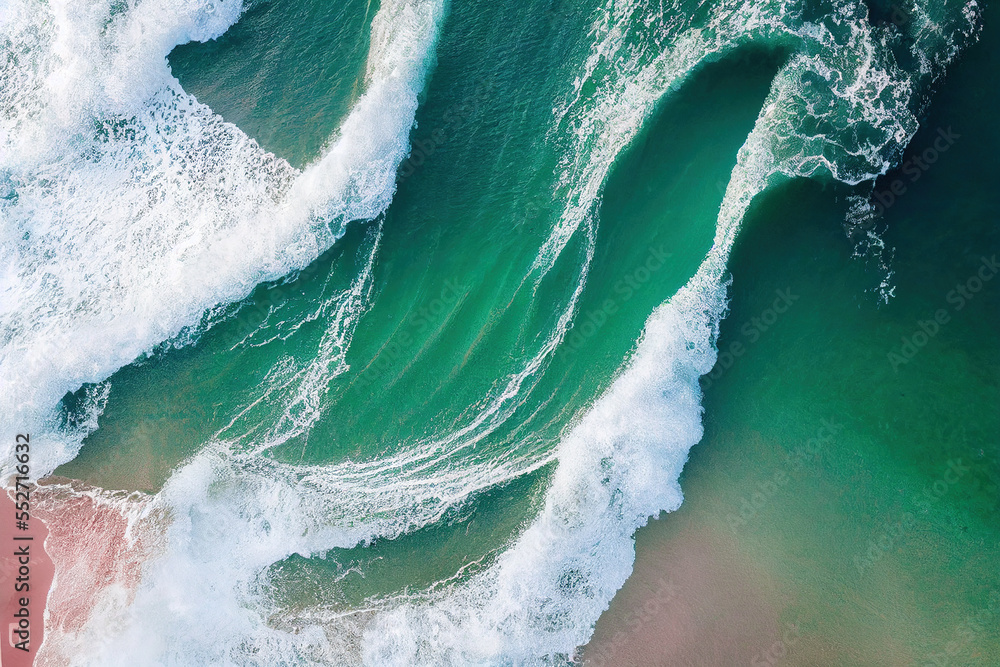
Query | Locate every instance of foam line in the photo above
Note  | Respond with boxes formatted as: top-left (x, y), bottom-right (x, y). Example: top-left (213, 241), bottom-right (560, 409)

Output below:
top-left (5, 0), bottom-right (981, 663)
top-left (0, 0), bottom-right (447, 475)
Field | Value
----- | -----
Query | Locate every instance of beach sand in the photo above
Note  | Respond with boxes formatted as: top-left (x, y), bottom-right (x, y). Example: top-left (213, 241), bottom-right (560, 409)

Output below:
top-left (26, 480), bottom-right (156, 667)
top-left (0, 487), bottom-right (54, 667)
top-left (579, 520), bottom-right (788, 666)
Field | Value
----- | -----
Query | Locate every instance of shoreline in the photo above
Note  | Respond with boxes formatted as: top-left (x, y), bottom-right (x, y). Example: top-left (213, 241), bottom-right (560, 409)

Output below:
top-left (579, 516), bottom-right (793, 666)
top-left (0, 489), bottom-right (54, 667)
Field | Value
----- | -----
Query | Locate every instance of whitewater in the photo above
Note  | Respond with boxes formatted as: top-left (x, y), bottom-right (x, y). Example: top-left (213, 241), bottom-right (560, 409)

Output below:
top-left (0, 0), bottom-right (984, 664)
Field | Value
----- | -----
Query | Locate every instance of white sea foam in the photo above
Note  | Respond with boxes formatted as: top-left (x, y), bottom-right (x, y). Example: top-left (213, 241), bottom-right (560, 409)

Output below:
top-left (1, 0), bottom-right (448, 661)
top-left (355, 0), bottom-right (982, 663)
top-left (0, 0), bottom-right (446, 474)
top-left (6, 0), bottom-right (982, 663)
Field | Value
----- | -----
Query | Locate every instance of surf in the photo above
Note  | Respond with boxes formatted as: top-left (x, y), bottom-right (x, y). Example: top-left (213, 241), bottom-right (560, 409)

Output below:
top-left (0, 0), bottom-right (984, 664)
top-left (0, 0), bottom-right (447, 473)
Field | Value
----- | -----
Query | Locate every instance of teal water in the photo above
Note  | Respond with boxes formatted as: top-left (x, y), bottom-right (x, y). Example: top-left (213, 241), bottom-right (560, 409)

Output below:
top-left (0, 0), bottom-right (995, 664)
top-left (588, 8), bottom-right (1000, 662)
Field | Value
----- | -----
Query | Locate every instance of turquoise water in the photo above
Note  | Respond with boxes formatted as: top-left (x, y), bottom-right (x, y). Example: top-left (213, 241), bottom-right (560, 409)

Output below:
top-left (588, 9), bottom-right (1000, 661)
top-left (0, 0), bottom-right (995, 664)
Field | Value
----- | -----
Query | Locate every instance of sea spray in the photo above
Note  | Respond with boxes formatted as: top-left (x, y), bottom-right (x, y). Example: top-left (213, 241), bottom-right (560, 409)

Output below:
top-left (1, 0), bottom-right (984, 663)
top-left (357, 0), bottom-right (983, 662)
top-left (0, 0), bottom-right (447, 474)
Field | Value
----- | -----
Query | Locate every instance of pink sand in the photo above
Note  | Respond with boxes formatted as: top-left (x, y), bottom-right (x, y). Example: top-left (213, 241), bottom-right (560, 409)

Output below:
top-left (0, 488), bottom-right (54, 667)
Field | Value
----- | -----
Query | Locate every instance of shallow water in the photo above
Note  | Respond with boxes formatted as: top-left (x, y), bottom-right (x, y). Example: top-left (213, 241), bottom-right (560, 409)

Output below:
top-left (1, 0), bottom-right (994, 663)
top-left (587, 8), bottom-right (1000, 660)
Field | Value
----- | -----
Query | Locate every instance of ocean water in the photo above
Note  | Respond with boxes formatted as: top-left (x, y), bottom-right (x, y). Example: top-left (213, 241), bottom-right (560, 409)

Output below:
top-left (0, 0), bottom-right (994, 664)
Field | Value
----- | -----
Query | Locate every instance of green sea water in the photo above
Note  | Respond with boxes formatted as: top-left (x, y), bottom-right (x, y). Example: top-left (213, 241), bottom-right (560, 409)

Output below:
top-left (588, 5), bottom-right (1000, 662)
top-left (2, 0), bottom-right (994, 663)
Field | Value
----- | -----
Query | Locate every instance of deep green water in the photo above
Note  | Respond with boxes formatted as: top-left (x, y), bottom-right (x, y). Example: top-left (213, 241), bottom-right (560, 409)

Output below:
top-left (2, 0), bottom-right (994, 663)
top-left (589, 6), bottom-right (1000, 662)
